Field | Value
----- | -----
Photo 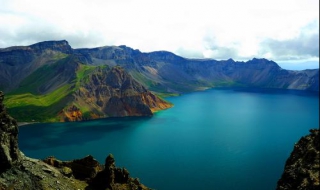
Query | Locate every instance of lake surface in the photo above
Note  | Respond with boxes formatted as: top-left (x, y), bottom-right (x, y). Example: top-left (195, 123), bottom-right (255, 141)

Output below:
top-left (19, 88), bottom-right (319, 190)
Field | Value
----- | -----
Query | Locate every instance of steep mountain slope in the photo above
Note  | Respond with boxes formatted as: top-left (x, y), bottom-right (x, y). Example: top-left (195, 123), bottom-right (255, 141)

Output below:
top-left (0, 40), bottom-right (72, 92)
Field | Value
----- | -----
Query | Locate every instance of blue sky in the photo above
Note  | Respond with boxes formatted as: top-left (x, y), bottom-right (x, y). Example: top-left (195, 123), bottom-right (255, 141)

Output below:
top-left (0, 0), bottom-right (318, 70)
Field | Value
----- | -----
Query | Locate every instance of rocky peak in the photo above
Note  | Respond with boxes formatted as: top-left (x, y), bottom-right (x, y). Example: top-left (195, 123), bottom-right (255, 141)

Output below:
top-left (147, 50), bottom-right (186, 63)
top-left (226, 58), bottom-right (235, 63)
top-left (0, 91), bottom-right (22, 172)
top-left (247, 58), bottom-right (280, 67)
top-left (29, 40), bottom-right (73, 54)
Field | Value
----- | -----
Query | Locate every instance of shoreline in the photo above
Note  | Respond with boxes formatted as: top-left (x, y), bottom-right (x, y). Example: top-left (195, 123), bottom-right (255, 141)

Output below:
top-left (17, 122), bottom-right (38, 127)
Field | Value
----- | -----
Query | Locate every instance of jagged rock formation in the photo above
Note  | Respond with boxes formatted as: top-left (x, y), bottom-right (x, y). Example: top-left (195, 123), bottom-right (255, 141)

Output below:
top-left (0, 91), bottom-right (21, 172)
top-left (44, 154), bottom-right (149, 190)
top-left (277, 129), bottom-right (319, 190)
top-left (0, 92), bottom-right (151, 190)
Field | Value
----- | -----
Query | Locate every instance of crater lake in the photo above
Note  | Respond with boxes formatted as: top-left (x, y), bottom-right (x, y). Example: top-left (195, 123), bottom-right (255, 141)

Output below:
top-left (19, 88), bottom-right (319, 190)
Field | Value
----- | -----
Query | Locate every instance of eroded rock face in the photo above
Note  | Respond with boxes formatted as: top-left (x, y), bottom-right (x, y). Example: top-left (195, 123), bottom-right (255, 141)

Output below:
top-left (277, 129), bottom-right (320, 190)
top-left (59, 66), bottom-right (172, 121)
top-left (0, 91), bottom-right (21, 172)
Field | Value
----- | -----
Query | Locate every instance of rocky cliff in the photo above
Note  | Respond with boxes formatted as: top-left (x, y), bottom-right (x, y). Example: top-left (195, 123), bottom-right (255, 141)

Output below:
top-left (0, 91), bottom-right (151, 190)
top-left (277, 129), bottom-right (319, 190)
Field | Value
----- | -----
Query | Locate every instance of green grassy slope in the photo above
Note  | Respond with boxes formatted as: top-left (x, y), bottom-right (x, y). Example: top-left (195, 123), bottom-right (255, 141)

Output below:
top-left (4, 57), bottom-right (98, 122)
top-left (5, 85), bottom-right (73, 122)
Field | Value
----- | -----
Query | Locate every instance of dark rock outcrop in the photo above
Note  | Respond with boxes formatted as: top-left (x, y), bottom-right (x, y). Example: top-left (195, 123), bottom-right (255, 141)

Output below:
top-left (277, 129), bottom-right (319, 190)
top-left (0, 91), bottom-right (21, 172)
top-left (44, 154), bottom-right (150, 190)
top-left (91, 154), bottom-right (149, 190)
top-left (44, 155), bottom-right (103, 180)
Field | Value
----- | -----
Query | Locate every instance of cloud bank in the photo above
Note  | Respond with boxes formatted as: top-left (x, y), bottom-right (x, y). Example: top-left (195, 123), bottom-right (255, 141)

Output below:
top-left (0, 0), bottom-right (318, 69)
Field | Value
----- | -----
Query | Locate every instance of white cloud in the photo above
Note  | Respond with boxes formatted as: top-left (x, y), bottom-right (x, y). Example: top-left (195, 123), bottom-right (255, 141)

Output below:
top-left (0, 0), bottom-right (318, 68)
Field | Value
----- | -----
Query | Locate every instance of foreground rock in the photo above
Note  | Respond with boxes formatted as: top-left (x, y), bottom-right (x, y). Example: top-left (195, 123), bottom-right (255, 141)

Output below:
top-left (44, 154), bottom-right (149, 190)
top-left (0, 91), bottom-right (22, 172)
top-left (0, 91), bottom-right (151, 190)
top-left (277, 129), bottom-right (319, 190)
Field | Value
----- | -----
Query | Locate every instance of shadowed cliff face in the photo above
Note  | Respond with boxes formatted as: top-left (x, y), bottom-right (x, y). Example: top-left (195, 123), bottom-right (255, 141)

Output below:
top-left (277, 129), bottom-right (319, 190)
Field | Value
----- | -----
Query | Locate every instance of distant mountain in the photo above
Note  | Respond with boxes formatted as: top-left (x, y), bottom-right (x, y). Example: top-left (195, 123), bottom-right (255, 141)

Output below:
top-left (0, 40), bottom-right (318, 121)
top-left (0, 41), bottom-right (171, 122)
top-left (74, 45), bottom-right (319, 93)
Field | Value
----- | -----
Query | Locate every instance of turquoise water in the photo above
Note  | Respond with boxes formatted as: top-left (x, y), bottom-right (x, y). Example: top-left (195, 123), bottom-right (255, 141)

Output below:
top-left (19, 88), bottom-right (319, 190)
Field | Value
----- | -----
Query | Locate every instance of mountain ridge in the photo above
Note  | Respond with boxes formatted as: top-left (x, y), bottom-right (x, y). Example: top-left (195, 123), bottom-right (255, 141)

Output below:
top-left (1, 40), bottom-right (318, 93)
top-left (0, 40), bottom-right (318, 122)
